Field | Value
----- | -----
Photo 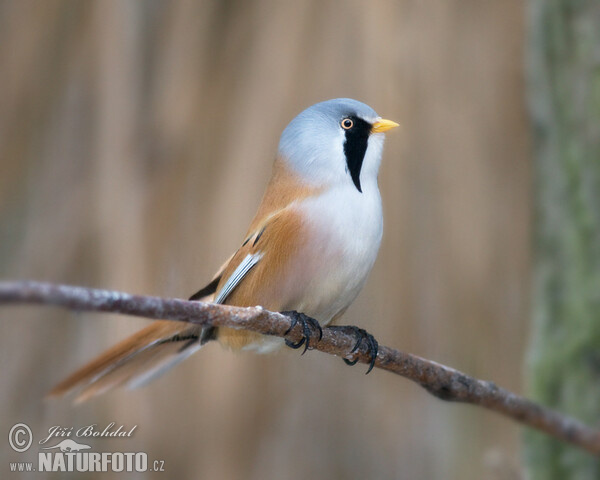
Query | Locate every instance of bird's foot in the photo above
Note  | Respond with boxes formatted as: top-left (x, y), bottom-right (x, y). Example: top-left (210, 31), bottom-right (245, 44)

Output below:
top-left (282, 311), bottom-right (323, 355)
top-left (328, 325), bottom-right (379, 374)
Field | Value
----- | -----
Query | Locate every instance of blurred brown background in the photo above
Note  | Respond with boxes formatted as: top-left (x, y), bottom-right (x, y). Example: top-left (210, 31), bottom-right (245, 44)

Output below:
top-left (0, 1), bottom-right (530, 479)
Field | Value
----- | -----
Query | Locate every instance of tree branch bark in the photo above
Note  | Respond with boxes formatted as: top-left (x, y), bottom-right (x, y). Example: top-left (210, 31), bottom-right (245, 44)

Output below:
top-left (1, 280), bottom-right (599, 456)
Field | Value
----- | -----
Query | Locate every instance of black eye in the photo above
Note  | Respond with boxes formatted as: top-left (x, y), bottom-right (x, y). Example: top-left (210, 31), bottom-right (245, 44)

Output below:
top-left (341, 118), bottom-right (354, 130)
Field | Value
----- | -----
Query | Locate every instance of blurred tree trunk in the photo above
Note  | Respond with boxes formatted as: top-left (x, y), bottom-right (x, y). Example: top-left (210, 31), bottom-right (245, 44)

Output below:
top-left (526, 1), bottom-right (600, 478)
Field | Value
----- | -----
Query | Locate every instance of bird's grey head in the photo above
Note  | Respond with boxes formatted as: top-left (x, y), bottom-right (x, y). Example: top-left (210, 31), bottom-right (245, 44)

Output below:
top-left (278, 98), bottom-right (397, 192)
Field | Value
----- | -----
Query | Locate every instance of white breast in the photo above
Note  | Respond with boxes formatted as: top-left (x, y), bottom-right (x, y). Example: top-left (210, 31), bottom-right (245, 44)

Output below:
top-left (294, 179), bottom-right (383, 323)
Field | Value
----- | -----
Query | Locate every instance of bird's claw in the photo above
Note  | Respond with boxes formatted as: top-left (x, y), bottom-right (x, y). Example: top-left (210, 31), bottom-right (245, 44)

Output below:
top-left (282, 311), bottom-right (323, 355)
top-left (329, 326), bottom-right (379, 374)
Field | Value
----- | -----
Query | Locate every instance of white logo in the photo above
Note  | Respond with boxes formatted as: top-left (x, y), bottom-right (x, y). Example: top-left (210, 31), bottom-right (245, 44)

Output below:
top-left (42, 439), bottom-right (91, 452)
top-left (8, 423), bottom-right (32, 452)
top-left (7, 422), bottom-right (166, 473)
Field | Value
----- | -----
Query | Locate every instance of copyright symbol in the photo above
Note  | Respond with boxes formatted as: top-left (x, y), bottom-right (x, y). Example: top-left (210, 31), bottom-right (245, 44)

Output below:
top-left (9, 423), bottom-right (32, 452)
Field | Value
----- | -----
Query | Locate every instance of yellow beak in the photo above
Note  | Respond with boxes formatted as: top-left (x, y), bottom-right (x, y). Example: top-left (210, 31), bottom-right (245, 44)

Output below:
top-left (371, 118), bottom-right (400, 134)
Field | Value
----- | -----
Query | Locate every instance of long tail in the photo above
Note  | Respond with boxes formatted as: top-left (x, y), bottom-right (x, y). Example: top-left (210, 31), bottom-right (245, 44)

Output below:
top-left (48, 275), bottom-right (224, 403)
top-left (47, 320), bottom-right (211, 403)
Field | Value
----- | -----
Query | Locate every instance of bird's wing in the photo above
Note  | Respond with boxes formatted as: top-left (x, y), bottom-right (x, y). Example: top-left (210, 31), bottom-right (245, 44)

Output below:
top-left (188, 253), bottom-right (234, 301)
top-left (214, 252), bottom-right (263, 304)
top-left (212, 205), bottom-right (309, 350)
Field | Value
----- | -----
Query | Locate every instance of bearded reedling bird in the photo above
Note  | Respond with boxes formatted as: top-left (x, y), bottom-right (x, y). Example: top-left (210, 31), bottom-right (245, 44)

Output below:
top-left (49, 98), bottom-right (399, 402)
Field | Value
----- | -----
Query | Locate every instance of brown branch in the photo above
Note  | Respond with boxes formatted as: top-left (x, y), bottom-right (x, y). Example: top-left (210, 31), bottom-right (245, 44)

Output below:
top-left (1, 280), bottom-right (599, 456)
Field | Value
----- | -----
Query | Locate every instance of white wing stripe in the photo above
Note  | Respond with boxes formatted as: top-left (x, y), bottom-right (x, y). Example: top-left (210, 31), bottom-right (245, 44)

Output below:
top-left (214, 252), bottom-right (263, 304)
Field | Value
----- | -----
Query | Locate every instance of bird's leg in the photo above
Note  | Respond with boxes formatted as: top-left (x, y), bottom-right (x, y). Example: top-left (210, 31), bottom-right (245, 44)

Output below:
top-left (281, 311), bottom-right (323, 355)
top-left (327, 325), bottom-right (379, 374)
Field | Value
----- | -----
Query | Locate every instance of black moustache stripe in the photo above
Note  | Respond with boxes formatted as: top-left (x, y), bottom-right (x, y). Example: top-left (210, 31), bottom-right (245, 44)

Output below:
top-left (343, 116), bottom-right (372, 192)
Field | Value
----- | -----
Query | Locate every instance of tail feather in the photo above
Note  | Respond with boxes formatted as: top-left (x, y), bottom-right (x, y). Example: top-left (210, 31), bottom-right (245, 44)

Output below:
top-left (47, 320), bottom-right (204, 402)
top-left (49, 268), bottom-right (226, 402)
top-left (125, 342), bottom-right (203, 390)
top-left (74, 331), bottom-right (204, 403)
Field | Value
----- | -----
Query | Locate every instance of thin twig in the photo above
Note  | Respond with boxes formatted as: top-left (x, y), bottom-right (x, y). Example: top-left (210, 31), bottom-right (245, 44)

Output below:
top-left (1, 280), bottom-right (598, 456)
